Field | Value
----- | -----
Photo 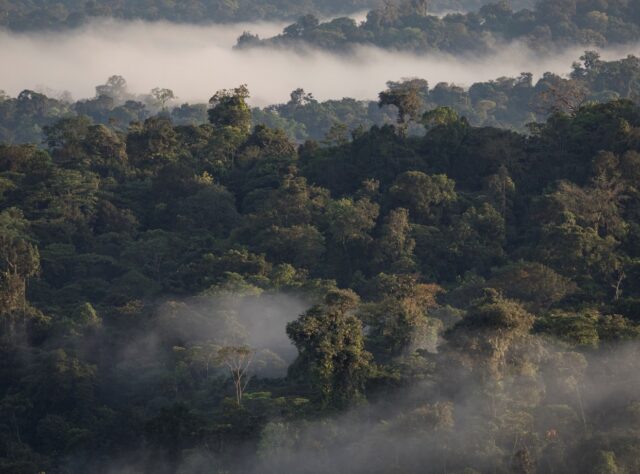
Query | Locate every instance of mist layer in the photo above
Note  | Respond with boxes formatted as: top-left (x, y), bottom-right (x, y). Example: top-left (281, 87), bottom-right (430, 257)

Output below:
top-left (2, 19), bottom-right (639, 105)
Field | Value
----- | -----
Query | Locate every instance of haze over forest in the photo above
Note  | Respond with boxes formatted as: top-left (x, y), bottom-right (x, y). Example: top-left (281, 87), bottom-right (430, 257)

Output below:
top-left (3, 18), bottom-right (637, 105)
top-left (2, 1), bottom-right (640, 473)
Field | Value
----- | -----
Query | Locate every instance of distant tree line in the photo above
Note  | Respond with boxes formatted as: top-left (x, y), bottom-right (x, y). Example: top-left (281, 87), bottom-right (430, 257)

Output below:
top-left (0, 0), bottom-right (376, 30)
top-left (241, 0), bottom-right (640, 53)
top-left (2, 52), bottom-right (639, 145)
top-left (0, 0), bottom-right (540, 31)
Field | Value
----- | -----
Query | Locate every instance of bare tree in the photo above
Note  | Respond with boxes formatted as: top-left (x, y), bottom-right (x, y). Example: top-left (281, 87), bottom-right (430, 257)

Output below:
top-left (612, 269), bottom-right (626, 301)
top-left (216, 346), bottom-right (255, 406)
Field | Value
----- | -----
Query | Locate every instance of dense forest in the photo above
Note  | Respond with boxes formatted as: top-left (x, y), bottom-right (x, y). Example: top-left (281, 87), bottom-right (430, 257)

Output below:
top-left (241, 0), bottom-right (640, 53)
top-left (0, 0), bottom-right (373, 30)
top-left (2, 68), bottom-right (640, 473)
top-left (0, 0), bottom-right (536, 31)
top-left (2, 52), bottom-right (639, 144)
top-left (3, 0), bottom-right (640, 472)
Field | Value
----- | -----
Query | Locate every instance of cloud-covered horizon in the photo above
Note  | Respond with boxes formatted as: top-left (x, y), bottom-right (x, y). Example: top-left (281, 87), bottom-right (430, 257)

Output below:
top-left (1, 19), bottom-right (639, 106)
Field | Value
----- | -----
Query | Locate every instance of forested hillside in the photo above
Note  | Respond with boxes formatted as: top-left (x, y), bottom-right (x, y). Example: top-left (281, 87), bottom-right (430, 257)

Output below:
top-left (0, 0), bottom-right (374, 30)
top-left (0, 0), bottom-right (539, 31)
top-left (1, 77), bottom-right (640, 472)
top-left (244, 0), bottom-right (640, 53)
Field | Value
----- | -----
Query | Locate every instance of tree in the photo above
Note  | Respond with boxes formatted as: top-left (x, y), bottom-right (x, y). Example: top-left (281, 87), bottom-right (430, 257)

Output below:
top-left (62, 302), bottom-right (102, 336)
top-left (323, 122), bottom-right (349, 146)
top-left (379, 79), bottom-right (429, 130)
top-left (534, 211), bottom-right (621, 295)
top-left (151, 87), bottom-right (175, 110)
top-left (255, 224), bottom-right (325, 269)
top-left (571, 51), bottom-right (603, 79)
top-left (442, 289), bottom-right (536, 382)
top-left (485, 164), bottom-right (515, 217)
top-left (95, 75), bottom-right (128, 102)
top-left (325, 196), bottom-right (379, 278)
top-left (83, 124), bottom-right (128, 177)
top-left (126, 116), bottom-right (179, 172)
top-left (35, 167), bottom-right (100, 241)
top-left (360, 274), bottom-right (442, 359)
top-left (288, 88), bottom-right (316, 106)
top-left (487, 261), bottom-right (578, 312)
top-left (43, 115), bottom-right (92, 166)
top-left (236, 31), bottom-right (261, 49)
top-left (374, 208), bottom-right (416, 273)
top-left (0, 208), bottom-right (40, 315)
top-left (534, 73), bottom-right (587, 115)
top-left (389, 171), bottom-right (457, 224)
top-left (422, 106), bottom-right (461, 128)
top-left (447, 203), bottom-right (506, 276)
top-left (325, 197), bottom-right (379, 247)
top-left (216, 345), bottom-right (255, 407)
top-left (177, 184), bottom-right (239, 235)
top-left (283, 14), bottom-right (319, 38)
top-left (545, 176), bottom-right (627, 239)
top-left (287, 289), bottom-right (372, 408)
top-left (208, 85), bottom-right (252, 133)
top-left (122, 230), bottom-right (183, 284)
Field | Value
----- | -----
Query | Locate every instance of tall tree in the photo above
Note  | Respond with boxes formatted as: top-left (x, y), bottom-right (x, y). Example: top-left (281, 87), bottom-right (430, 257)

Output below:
top-left (287, 289), bottom-right (372, 408)
top-left (208, 85), bottom-right (252, 133)
top-left (216, 345), bottom-right (255, 407)
top-left (379, 79), bottom-right (429, 131)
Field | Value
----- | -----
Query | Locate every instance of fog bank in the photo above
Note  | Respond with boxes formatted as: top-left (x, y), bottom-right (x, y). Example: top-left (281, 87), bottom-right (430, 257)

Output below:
top-left (1, 19), bottom-right (639, 106)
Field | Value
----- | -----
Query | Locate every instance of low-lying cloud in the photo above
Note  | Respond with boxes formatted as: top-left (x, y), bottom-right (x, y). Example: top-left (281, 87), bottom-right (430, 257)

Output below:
top-left (1, 19), bottom-right (639, 106)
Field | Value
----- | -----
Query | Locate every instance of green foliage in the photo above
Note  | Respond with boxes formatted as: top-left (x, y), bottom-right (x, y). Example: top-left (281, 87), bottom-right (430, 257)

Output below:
top-left (4, 54), bottom-right (640, 147)
top-left (0, 0), bottom-right (379, 30)
top-left (379, 79), bottom-right (429, 127)
top-left (389, 171), bottom-right (457, 224)
top-left (591, 451), bottom-right (621, 474)
top-left (444, 291), bottom-right (536, 381)
top-left (2, 82), bottom-right (640, 472)
top-left (208, 85), bottom-right (252, 134)
top-left (373, 208), bottom-right (417, 273)
top-left (487, 261), bottom-right (578, 312)
top-left (359, 274), bottom-right (442, 359)
top-left (325, 197), bottom-right (379, 246)
top-left (287, 289), bottom-right (372, 408)
top-left (536, 310), bottom-right (601, 348)
top-left (248, 2), bottom-right (640, 58)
